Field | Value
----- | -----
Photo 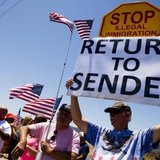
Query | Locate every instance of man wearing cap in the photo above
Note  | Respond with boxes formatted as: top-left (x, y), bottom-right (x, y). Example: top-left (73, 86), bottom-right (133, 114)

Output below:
top-left (66, 78), bottom-right (160, 160)
top-left (0, 106), bottom-right (11, 152)
top-left (12, 104), bottom-right (80, 160)
top-left (4, 113), bottom-right (18, 159)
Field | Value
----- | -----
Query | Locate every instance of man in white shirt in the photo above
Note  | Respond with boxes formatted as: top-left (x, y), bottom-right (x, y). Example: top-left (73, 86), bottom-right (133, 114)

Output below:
top-left (0, 106), bottom-right (11, 152)
top-left (66, 78), bottom-right (160, 160)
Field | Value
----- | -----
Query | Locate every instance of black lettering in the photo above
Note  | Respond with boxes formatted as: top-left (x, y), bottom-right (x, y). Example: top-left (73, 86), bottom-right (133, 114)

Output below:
top-left (98, 74), bottom-right (119, 93)
top-left (123, 58), bottom-right (140, 71)
top-left (95, 40), bottom-right (108, 54)
top-left (80, 40), bottom-right (94, 54)
top-left (112, 57), bottom-right (124, 70)
top-left (124, 39), bottom-right (141, 54)
top-left (84, 73), bottom-right (98, 91)
top-left (121, 76), bottom-right (141, 95)
top-left (110, 39), bottom-right (124, 53)
top-left (145, 39), bottom-right (160, 54)
top-left (144, 77), bottom-right (160, 98)
top-left (71, 73), bottom-right (83, 90)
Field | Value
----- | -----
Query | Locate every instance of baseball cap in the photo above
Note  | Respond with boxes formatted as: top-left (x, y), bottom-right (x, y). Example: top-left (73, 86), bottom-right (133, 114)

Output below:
top-left (59, 104), bottom-right (71, 113)
top-left (104, 101), bottom-right (131, 113)
top-left (5, 113), bottom-right (16, 120)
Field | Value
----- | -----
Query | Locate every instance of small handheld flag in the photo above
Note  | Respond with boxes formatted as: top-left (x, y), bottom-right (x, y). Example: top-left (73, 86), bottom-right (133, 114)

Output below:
top-left (49, 96), bottom-right (63, 122)
top-left (14, 108), bottom-right (21, 126)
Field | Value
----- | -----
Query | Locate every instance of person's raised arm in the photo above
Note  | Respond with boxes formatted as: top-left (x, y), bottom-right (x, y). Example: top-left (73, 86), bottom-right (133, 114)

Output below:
top-left (153, 124), bottom-right (160, 143)
top-left (71, 96), bottom-right (88, 134)
top-left (66, 78), bottom-right (88, 134)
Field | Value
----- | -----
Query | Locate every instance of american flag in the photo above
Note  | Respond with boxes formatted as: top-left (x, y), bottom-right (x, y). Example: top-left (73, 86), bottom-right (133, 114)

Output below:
top-left (74, 19), bottom-right (93, 40)
top-left (9, 83), bottom-right (44, 102)
top-left (22, 98), bottom-right (56, 119)
top-left (49, 96), bottom-right (63, 121)
top-left (49, 12), bottom-right (74, 32)
top-left (14, 108), bottom-right (21, 126)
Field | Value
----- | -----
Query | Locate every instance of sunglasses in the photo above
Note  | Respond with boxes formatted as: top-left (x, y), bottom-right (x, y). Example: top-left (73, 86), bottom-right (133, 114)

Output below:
top-left (109, 110), bottom-right (123, 114)
top-left (59, 110), bottom-right (71, 116)
top-left (50, 130), bottom-right (57, 141)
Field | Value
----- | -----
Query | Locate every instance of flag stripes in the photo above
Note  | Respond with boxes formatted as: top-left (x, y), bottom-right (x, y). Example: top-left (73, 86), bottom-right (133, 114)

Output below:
top-left (74, 20), bottom-right (93, 40)
top-left (14, 108), bottom-right (21, 126)
top-left (9, 83), bottom-right (43, 102)
top-left (49, 12), bottom-right (74, 32)
top-left (22, 98), bottom-right (55, 119)
top-left (49, 96), bottom-right (63, 121)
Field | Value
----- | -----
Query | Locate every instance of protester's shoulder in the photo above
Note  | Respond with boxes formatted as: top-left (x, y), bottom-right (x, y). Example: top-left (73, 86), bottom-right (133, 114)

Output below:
top-left (69, 126), bottom-right (78, 132)
top-left (133, 126), bottom-right (154, 135)
top-left (28, 121), bottom-right (49, 129)
top-left (0, 120), bottom-right (7, 124)
top-left (68, 126), bottom-right (80, 137)
top-left (0, 120), bottom-right (10, 127)
top-left (87, 121), bottom-right (106, 132)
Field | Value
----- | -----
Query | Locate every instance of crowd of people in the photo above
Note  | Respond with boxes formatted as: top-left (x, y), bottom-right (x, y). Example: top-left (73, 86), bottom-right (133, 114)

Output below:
top-left (0, 78), bottom-right (159, 160)
top-left (0, 104), bottom-right (90, 160)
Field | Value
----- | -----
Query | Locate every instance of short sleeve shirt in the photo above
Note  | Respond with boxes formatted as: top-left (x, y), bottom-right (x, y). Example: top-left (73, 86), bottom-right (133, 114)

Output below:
top-left (19, 136), bottom-right (38, 160)
top-left (79, 143), bottom-right (89, 157)
top-left (28, 122), bottom-right (80, 160)
top-left (0, 120), bottom-right (11, 151)
top-left (84, 122), bottom-right (155, 160)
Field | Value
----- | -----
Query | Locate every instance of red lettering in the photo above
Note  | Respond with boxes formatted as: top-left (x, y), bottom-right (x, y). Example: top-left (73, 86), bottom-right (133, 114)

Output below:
top-left (145, 10), bottom-right (155, 23)
top-left (109, 10), bottom-right (155, 25)
top-left (122, 12), bottom-right (131, 24)
top-left (131, 11), bottom-right (143, 23)
top-left (111, 13), bottom-right (120, 25)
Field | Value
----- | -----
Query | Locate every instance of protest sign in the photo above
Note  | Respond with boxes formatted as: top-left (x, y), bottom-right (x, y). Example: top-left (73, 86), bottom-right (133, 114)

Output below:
top-left (68, 37), bottom-right (160, 106)
top-left (98, 2), bottom-right (160, 37)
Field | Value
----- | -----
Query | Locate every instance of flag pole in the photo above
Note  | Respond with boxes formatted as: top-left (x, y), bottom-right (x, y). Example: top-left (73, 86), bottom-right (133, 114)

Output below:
top-left (49, 31), bottom-right (73, 124)
top-left (50, 31), bottom-right (73, 124)
top-left (38, 31), bottom-right (73, 160)
top-left (55, 31), bottom-right (73, 100)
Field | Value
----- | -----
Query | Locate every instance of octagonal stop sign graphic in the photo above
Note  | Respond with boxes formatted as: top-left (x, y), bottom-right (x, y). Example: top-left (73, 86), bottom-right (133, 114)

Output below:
top-left (98, 2), bottom-right (160, 37)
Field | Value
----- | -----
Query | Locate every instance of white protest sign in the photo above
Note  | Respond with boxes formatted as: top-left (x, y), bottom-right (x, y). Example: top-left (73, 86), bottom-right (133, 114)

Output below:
top-left (68, 37), bottom-right (160, 106)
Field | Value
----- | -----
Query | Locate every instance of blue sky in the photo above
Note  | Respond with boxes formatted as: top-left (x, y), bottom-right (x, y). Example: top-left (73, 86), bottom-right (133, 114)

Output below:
top-left (0, 0), bottom-right (159, 131)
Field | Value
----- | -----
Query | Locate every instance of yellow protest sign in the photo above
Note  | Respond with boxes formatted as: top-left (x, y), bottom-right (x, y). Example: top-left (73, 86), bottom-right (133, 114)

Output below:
top-left (98, 2), bottom-right (160, 37)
